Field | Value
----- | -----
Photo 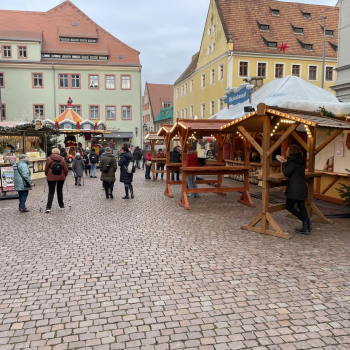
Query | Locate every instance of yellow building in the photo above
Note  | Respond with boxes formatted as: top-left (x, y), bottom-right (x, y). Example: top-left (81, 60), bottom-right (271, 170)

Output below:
top-left (174, 0), bottom-right (339, 120)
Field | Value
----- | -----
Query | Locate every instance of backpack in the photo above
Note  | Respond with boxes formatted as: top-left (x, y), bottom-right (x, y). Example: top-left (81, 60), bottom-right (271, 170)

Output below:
top-left (102, 158), bottom-right (114, 174)
top-left (51, 160), bottom-right (63, 175)
top-left (83, 154), bottom-right (89, 165)
top-left (90, 153), bottom-right (98, 164)
top-left (126, 160), bottom-right (135, 174)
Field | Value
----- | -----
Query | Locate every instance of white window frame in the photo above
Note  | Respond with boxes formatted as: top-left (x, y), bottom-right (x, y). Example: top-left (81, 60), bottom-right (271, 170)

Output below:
top-left (184, 108), bottom-right (187, 119)
top-left (59, 74), bottom-right (69, 88)
top-left (291, 63), bottom-right (302, 77)
top-left (308, 64), bottom-right (318, 81)
top-left (210, 68), bottom-right (215, 85)
top-left (18, 46), bottom-right (27, 58)
top-left (212, 24), bottom-right (216, 33)
top-left (212, 42), bottom-right (215, 53)
top-left (208, 27), bottom-right (212, 36)
top-left (106, 106), bottom-right (116, 120)
top-left (106, 75), bottom-right (115, 89)
top-left (238, 60), bottom-right (250, 78)
top-left (201, 103), bottom-right (206, 118)
top-left (185, 83), bottom-right (187, 95)
top-left (190, 79), bottom-right (193, 92)
top-left (257, 62), bottom-right (268, 77)
top-left (181, 109), bottom-right (184, 118)
top-left (90, 105), bottom-right (99, 120)
top-left (181, 85), bottom-right (184, 97)
top-left (201, 74), bottom-right (206, 89)
top-left (325, 65), bottom-right (335, 82)
top-left (210, 100), bottom-right (215, 116)
top-left (122, 106), bottom-right (131, 120)
top-left (33, 73), bottom-right (43, 88)
top-left (176, 88), bottom-right (179, 99)
top-left (176, 111), bottom-right (179, 119)
top-left (190, 105), bottom-right (193, 119)
top-left (218, 64), bottom-right (224, 81)
top-left (34, 105), bottom-right (44, 120)
top-left (207, 45), bottom-right (211, 55)
top-left (71, 74), bottom-right (80, 89)
top-left (274, 62), bottom-right (285, 79)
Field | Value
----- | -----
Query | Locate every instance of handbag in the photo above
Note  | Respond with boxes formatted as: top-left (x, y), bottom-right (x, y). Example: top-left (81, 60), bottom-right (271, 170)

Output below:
top-left (146, 160), bottom-right (152, 167)
top-left (102, 158), bottom-right (114, 173)
top-left (17, 164), bottom-right (31, 187)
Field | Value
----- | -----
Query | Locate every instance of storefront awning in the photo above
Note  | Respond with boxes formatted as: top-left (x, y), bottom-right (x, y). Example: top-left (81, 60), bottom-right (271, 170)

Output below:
top-left (105, 132), bottom-right (133, 139)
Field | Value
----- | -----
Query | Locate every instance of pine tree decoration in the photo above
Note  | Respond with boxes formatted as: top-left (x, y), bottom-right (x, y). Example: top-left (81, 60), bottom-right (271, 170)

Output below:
top-left (337, 169), bottom-right (350, 208)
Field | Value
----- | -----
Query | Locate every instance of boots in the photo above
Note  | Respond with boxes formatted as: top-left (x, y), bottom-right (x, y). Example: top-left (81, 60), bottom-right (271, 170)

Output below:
top-left (295, 221), bottom-right (311, 235)
top-left (308, 218), bottom-right (313, 232)
top-left (129, 184), bottom-right (134, 199)
top-left (122, 186), bottom-right (129, 199)
top-left (105, 187), bottom-right (109, 199)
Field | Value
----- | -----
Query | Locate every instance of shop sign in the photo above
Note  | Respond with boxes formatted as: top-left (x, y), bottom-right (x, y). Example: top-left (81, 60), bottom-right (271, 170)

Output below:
top-left (223, 85), bottom-right (254, 106)
top-left (0, 166), bottom-right (15, 192)
top-left (35, 120), bottom-right (43, 130)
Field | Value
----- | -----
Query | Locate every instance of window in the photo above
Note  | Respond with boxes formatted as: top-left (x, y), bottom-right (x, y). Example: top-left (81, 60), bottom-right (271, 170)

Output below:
top-left (90, 105), bottom-right (99, 120)
top-left (201, 74), bottom-right (206, 88)
top-left (32, 73), bottom-right (43, 88)
top-left (292, 64), bottom-right (301, 77)
top-left (1, 104), bottom-right (6, 121)
top-left (181, 109), bottom-right (184, 118)
top-left (219, 64), bottom-right (224, 81)
top-left (34, 105), bottom-right (44, 120)
top-left (326, 67), bottom-right (334, 81)
top-left (190, 105), bottom-right (193, 119)
top-left (294, 27), bottom-right (303, 34)
top-left (190, 79), bottom-right (193, 92)
top-left (212, 24), bottom-right (216, 33)
top-left (0, 73), bottom-right (4, 88)
top-left (208, 27), bottom-right (212, 36)
top-left (207, 45), bottom-right (211, 55)
top-left (106, 106), bottom-right (116, 120)
top-left (184, 108), bottom-right (187, 119)
top-left (185, 83), bottom-right (187, 95)
top-left (122, 106), bottom-right (131, 120)
top-left (164, 103), bottom-right (172, 108)
top-left (181, 85), bottom-right (184, 96)
top-left (89, 75), bottom-right (99, 89)
top-left (201, 103), bottom-right (206, 118)
top-left (271, 9), bottom-right (280, 16)
top-left (71, 74), bottom-right (80, 88)
top-left (121, 75), bottom-right (131, 89)
top-left (268, 42), bottom-right (277, 48)
top-left (260, 25), bottom-right (269, 31)
top-left (176, 88), bottom-right (179, 99)
top-left (239, 61), bottom-right (249, 77)
top-left (106, 75), bottom-right (115, 89)
top-left (59, 74), bottom-right (69, 88)
top-left (176, 111), bottom-right (179, 119)
top-left (60, 105), bottom-right (81, 115)
top-left (325, 29), bottom-right (334, 37)
top-left (258, 63), bottom-right (266, 77)
top-left (18, 46), bottom-right (27, 58)
top-left (303, 43), bottom-right (313, 51)
top-left (210, 100), bottom-right (215, 116)
top-left (212, 42), bottom-right (215, 52)
top-left (219, 99), bottom-right (224, 111)
top-left (3, 46), bottom-right (11, 58)
top-left (308, 65), bottom-right (317, 80)
top-left (303, 12), bottom-right (311, 19)
top-left (275, 64), bottom-right (284, 78)
top-left (210, 68), bottom-right (215, 84)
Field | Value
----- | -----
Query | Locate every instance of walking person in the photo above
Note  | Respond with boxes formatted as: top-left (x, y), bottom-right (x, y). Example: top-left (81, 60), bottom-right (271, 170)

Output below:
top-left (99, 143), bottom-right (107, 157)
top-left (83, 148), bottom-right (91, 176)
top-left (186, 147), bottom-right (200, 198)
top-left (118, 146), bottom-right (134, 199)
top-left (142, 147), bottom-right (147, 170)
top-left (72, 153), bottom-right (85, 186)
top-left (170, 146), bottom-right (181, 181)
top-left (133, 146), bottom-right (142, 169)
top-left (89, 147), bottom-right (99, 178)
top-left (44, 148), bottom-right (69, 213)
top-left (13, 154), bottom-right (34, 212)
top-left (155, 148), bottom-right (165, 180)
top-left (145, 151), bottom-right (152, 180)
top-left (99, 147), bottom-right (117, 199)
top-left (60, 146), bottom-right (67, 162)
top-left (276, 144), bottom-right (311, 235)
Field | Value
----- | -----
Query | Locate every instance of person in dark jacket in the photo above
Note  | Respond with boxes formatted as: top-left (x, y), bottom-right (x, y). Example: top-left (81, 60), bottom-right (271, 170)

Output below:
top-left (44, 148), bottom-right (69, 213)
top-left (277, 144), bottom-right (310, 234)
top-left (13, 154), bottom-right (34, 212)
top-left (170, 146), bottom-right (181, 181)
top-left (72, 153), bottom-right (85, 186)
top-left (118, 146), bottom-right (134, 199)
top-left (60, 147), bottom-right (67, 161)
top-left (133, 146), bottom-right (142, 169)
top-left (99, 147), bottom-right (117, 199)
top-left (83, 148), bottom-right (91, 176)
top-left (186, 147), bottom-right (199, 198)
top-left (99, 143), bottom-right (107, 157)
top-left (89, 148), bottom-right (99, 178)
top-left (142, 148), bottom-right (147, 170)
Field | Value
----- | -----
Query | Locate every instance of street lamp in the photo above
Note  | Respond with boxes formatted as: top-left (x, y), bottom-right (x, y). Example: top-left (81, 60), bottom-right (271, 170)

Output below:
top-left (319, 16), bottom-right (327, 89)
top-left (135, 126), bottom-right (139, 136)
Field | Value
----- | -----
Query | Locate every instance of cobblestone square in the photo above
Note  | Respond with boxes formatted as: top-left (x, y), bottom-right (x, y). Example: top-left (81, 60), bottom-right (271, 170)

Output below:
top-left (0, 170), bottom-right (349, 350)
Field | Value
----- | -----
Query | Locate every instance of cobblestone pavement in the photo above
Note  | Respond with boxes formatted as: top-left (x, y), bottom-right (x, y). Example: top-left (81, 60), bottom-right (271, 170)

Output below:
top-left (0, 169), bottom-right (350, 350)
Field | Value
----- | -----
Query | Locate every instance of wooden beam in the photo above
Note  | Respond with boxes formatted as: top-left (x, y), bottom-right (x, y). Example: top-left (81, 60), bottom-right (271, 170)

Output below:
top-left (321, 175), bottom-right (341, 195)
top-left (266, 123), bottom-right (299, 158)
top-left (315, 129), bottom-right (343, 154)
top-left (237, 125), bottom-right (263, 156)
top-left (291, 131), bottom-right (310, 153)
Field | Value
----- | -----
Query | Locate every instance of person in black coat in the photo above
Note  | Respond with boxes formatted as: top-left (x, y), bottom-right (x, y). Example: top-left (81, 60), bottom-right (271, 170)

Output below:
top-left (133, 146), bottom-right (142, 169)
top-left (118, 146), bottom-right (134, 199)
top-left (277, 144), bottom-right (310, 234)
top-left (170, 146), bottom-right (182, 181)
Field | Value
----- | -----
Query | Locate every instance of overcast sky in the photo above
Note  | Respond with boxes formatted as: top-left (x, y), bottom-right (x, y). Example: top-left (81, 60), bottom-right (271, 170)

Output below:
top-left (1, 0), bottom-right (337, 90)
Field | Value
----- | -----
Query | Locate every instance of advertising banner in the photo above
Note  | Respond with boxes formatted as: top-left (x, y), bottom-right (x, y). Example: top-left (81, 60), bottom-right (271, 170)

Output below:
top-left (0, 166), bottom-right (15, 192)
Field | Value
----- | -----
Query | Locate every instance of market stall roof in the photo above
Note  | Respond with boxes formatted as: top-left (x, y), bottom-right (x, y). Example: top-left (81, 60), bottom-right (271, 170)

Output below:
top-left (56, 108), bottom-right (83, 123)
top-left (212, 76), bottom-right (350, 120)
top-left (145, 132), bottom-right (164, 141)
top-left (220, 104), bottom-right (350, 133)
top-left (157, 124), bottom-right (173, 137)
top-left (0, 121), bottom-right (56, 134)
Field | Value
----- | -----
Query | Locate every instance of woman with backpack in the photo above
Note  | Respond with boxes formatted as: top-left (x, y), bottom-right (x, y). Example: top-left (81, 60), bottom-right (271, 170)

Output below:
top-left (72, 153), bottom-right (85, 186)
top-left (99, 147), bottom-right (118, 199)
top-left (89, 147), bottom-right (99, 178)
top-left (83, 148), bottom-right (91, 176)
top-left (44, 148), bottom-right (69, 213)
top-left (118, 146), bottom-right (134, 199)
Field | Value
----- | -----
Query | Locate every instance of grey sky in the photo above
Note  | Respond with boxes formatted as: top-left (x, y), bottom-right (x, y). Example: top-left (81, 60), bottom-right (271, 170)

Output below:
top-left (1, 0), bottom-right (337, 89)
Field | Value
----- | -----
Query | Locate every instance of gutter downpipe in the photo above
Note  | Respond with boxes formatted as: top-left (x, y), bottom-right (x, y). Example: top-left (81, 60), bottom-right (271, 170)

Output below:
top-left (52, 63), bottom-right (58, 147)
top-left (139, 65), bottom-right (143, 148)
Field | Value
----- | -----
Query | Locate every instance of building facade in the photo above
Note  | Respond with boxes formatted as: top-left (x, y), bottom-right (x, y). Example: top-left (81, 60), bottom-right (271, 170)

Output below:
top-left (142, 83), bottom-right (173, 145)
top-left (0, 0), bottom-right (142, 149)
top-left (332, 0), bottom-right (350, 102)
top-left (174, 0), bottom-right (339, 121)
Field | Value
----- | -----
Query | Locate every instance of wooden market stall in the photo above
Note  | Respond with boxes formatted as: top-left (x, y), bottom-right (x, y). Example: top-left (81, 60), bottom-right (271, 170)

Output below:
top-left (220, 103), bottom-right (350, 239)
top-left (144, 132), bottom-right (166, 181)
top-left (159, 119), bottom-right (255, 210)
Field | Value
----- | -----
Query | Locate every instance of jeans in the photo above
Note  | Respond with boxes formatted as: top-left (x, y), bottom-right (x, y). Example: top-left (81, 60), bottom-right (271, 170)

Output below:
top-left (85, 165), bottom-right (91, 176)
top-left (171, 170), bottom-right (180, 181)
top-left (145, 166), bottom-right (151, 179)
top-left (285, 198), bottom-right (309, 222)
top-left (135, 159), bottom-right (141, 169)
top-left (187, 175), bottom-right (199, 197)
top-left (46, 180), bottom-right (65, 209)
top-left (156, 164), bottom-right (164, 179)
top-left (91, 163), bottom-right (97, 177)
top-left (142, 158), bottom-right (145, 170)
top-left (18, 190), bottom-right (29, 209)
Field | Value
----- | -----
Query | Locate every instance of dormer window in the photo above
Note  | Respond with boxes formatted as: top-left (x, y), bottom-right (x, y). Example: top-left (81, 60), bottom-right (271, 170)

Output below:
top-left (260, 24), bottom-right (269, 31)
top-left (271, 9), bottom-right (280, 16)
top-left (60, 37), bottom-right (97, 43)
top-left (268, 42), bottom-right (277, 48)
top-left (302, 12), bottom-right (311, 19)
top-left (294, 27), bottom-right (303, 34)
top-left (325, 29), bottom-right (334, 36)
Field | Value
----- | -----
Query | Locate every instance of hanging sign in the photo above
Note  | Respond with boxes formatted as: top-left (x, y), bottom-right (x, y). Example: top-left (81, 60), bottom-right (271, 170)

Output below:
top-left (223, 83), bottom-right (254, 107)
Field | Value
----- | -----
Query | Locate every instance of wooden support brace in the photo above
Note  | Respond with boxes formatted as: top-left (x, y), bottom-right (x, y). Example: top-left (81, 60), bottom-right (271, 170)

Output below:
top-left (291, 131), bottom-right (310, 153)
top-left (315, 129), bottom-right (343, 154)
top-left (237, 126), bottom-right (263, 156)
top-left (237, 191), bottom-right (255, 207)
top-left (267, 123), bottom-right (299, 157)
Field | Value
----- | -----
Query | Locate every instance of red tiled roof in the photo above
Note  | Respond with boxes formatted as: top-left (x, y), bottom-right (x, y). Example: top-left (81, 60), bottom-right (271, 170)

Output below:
top-left (174, 52), bottom-right (199, 86)
top-left (215, 0), bottom-right (339, 58)
top-left (145, 83), bottom-right (174, 121)
top-left (0, 30), bottom-right (42, 42)
top-left (0, 0), bottom-right (140, 66)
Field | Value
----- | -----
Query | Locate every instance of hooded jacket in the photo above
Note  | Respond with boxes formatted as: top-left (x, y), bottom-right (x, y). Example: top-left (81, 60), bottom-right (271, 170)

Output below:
top-left (118, 151), bottom-right (133, 184)
top-left (13, 160), bottom-right (33, 191)
top-left (155, 150), bottom-right (165, 166)
top-left (99, 152), bottom-right (117, 182)
top-left (45, 153), bottom-right (69, 182)
top-left (187, 150), bottom-right (198, 167)
top-left (133, 147), bottom-right (142, 160)
top-left (282, 154), bottom-right (308, 201)
top-left (60, 148), bottom-right (67, 160)
top-left (72, 154), bottom-right (85, 177)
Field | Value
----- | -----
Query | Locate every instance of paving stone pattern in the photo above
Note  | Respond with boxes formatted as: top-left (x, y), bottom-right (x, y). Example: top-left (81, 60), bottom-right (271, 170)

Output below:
top-left (0, 169), bottom-right (350, 350)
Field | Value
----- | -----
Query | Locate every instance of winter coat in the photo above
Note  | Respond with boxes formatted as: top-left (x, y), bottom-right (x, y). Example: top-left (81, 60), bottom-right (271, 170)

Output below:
top-left (89, 151), bottom-right (99, 164)
top-left (60, 149), bottom-right (67, 160)
top-left (133, 148), bottom-right (142, 160)
top-left (282, 153), bottom-right (308, 201)
top-left (83, 153), bottom-right (91, 166)
top-left (156, 151), bottom-right (165, 166)
top-left (187, 151), bottom-right (198, 167)
top-left (13, 160), bottom-right (33, 191)
top-left (171, 149), bottom-right (181, 164)
top-left (72, 155), bottom-right (85, 177)
top-left (45, 153), bottom-right (68, 182)
top-left (118, 152), bottom-right (133, 184)
top-left (145, 152), bottom-right (152, 167)
top-left (99, 147), bottom-right (106, 157)
top-left (99, 152), bottom-right (117, 182)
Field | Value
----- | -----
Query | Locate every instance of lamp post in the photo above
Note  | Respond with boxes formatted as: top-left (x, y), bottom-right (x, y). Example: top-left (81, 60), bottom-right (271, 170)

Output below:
top-left (135, 126), bottom-right (139, 137)
top-left (319, 16), bottom-right (327, 89)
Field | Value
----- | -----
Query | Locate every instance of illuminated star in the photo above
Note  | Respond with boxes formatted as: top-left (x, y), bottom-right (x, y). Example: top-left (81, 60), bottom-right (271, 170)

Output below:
top-left (278, 42), bottom-right (290, 53)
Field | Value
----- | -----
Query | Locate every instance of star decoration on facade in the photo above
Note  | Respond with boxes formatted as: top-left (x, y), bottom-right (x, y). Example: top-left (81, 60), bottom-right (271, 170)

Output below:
top-left (277, 42), bottom-right (290, 53)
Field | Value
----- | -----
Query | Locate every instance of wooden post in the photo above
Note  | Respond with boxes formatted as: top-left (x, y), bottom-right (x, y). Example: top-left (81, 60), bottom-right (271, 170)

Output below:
top-left (215, 134), bottom-right (226, 196)
top-left (230, 133), bottom-right (235, 160)
top-left (306, 127), bottom-right (315, 217)
top-left (151, 140), bottom-right (155, 181)
top-left (164, 133), bottom-right (173, 198)
top-left (22, 131), bottom-right (26, 154)
top-left (178, 129), bottom-right (190, 209)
